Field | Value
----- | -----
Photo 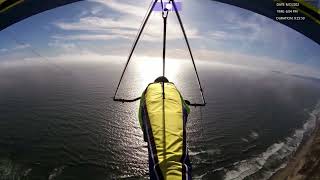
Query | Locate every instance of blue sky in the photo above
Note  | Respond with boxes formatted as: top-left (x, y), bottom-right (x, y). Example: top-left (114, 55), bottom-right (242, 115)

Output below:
top-left (0, 0), bottom-right (319, 77)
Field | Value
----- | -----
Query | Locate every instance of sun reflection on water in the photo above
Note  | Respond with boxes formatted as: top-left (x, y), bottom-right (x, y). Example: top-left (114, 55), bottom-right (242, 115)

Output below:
top-left (133, 56), bottom-right (182, 89)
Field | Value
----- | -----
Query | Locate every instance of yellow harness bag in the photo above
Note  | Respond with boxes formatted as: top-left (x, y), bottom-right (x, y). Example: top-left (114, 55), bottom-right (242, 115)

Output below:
top-left (139, 82), bottom-right (191, 180)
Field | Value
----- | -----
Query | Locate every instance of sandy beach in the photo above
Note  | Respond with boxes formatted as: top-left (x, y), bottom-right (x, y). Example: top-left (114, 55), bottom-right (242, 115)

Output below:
top-left (271, 115), bottom-right (320, 180)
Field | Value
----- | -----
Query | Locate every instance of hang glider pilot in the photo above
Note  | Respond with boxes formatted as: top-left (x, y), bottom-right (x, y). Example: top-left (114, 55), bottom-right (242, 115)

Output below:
top-left (138, 76), bottom-right (192, 180)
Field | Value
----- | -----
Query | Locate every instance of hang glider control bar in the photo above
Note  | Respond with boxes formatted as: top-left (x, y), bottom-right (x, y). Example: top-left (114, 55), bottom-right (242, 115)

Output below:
top-left (113, 0), bottom-right (206, 107)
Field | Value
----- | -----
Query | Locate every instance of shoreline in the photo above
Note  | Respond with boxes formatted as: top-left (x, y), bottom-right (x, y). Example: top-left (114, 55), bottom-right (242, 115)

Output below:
top-left (270, 115), bottom-right (320, 180)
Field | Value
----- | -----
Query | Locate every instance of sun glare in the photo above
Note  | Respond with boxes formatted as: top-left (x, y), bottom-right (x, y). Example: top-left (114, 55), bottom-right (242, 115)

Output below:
top-left (133, 56), bottom-right (182, 89)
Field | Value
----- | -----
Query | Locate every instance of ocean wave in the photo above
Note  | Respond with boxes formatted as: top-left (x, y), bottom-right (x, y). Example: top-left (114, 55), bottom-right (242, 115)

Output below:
top-left (223, 101), bottom-right (320, 180)
top-left (0, 158), bottom-right (32, 179)
top-left (48, 166), bottom-right (66, 180)
top-left (189, 149), bottom-right (221, 157)
top-left (241, 145), bottom-right (257, 154)
top-left (241, 138), bottom-right (249, 143)
top-left (0, 158), bottom-right (65, 180)
top-left (249, 131), bottom-right (259, 140)
top-left (194, 167), bottom-right (225, 180)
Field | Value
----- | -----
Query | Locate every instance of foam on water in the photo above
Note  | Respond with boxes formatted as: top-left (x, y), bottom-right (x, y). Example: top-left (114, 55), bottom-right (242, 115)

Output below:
top-left (194, 167), bottom-right (225, 180)
top-left (241, 138), bottom-right (249, 143)
top-left (189, 149), bottom-right (222, 156)
top-left (223, 101), bottom-right (320, 180)
top-left (249, 131), bottom-right (259, 140)
top-left (48, 166), bottom-right (66, 180)
top-left (0, 158), bottom-right (30, 179)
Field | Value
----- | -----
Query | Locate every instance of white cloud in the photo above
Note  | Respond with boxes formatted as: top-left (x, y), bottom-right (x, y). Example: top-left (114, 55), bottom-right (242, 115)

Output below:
top-left (53, 0), bottom-right (201, 42)
top-left (204, 6), bottom-right (292, 50)
top-left (13, 44), bottom-right (31, 50)
top-left (0, 44), bottom-right (31, 54)
top-left (193, 49), bottom-right (320, 78)
top-left (0, 48), bottom-right (8, 53)
top-left (53, 16), bottom-right (200, 42)
top-left (48, 41), bottom-right (76, 50)
top-left (48, 0), bottom-right (316, 78)
top-left (2, 44), bottom-right (320, 79)
top-left (3, 48), bottom-right (320, 79)
top-left (89, 0), bottom-right (147, 17)
top-left (52, 34), bottom-right (129, 41)
top-left (209, 31), bottom-right (246, 41)
top-left (0, 51), bottom-right (125, 67)
top-left (54, 16), bottom-right (138, 31)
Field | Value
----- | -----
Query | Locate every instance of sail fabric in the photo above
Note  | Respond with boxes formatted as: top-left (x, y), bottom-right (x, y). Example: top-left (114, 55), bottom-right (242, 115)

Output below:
top-left (0, 0), bottom-right (81, 30)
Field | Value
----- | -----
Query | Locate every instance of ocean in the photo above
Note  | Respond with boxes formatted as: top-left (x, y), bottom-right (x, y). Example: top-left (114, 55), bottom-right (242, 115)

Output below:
top-left (0, 59), bottom-right (320, 180)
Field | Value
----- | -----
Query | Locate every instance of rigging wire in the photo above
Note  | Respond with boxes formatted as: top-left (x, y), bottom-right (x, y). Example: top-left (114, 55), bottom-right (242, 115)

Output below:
top-left (161, 2), bottom-right (169, 164)
top-left (113, 0), bottom-right (206, 106)
top-left (160, 0), bottom-right (164, 12)
top-left (113, 0), bottom-right (158, 102)
top-left (6, 30), bottom-right (74, 77)
top-left (171, 0), bottom-right (206, 106)
top-left (162, 5), bottom-right (168, 99)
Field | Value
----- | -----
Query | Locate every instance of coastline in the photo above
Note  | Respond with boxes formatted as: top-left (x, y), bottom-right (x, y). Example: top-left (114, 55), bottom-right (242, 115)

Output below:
top-left (270, 115), bottom-right (320, 180)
